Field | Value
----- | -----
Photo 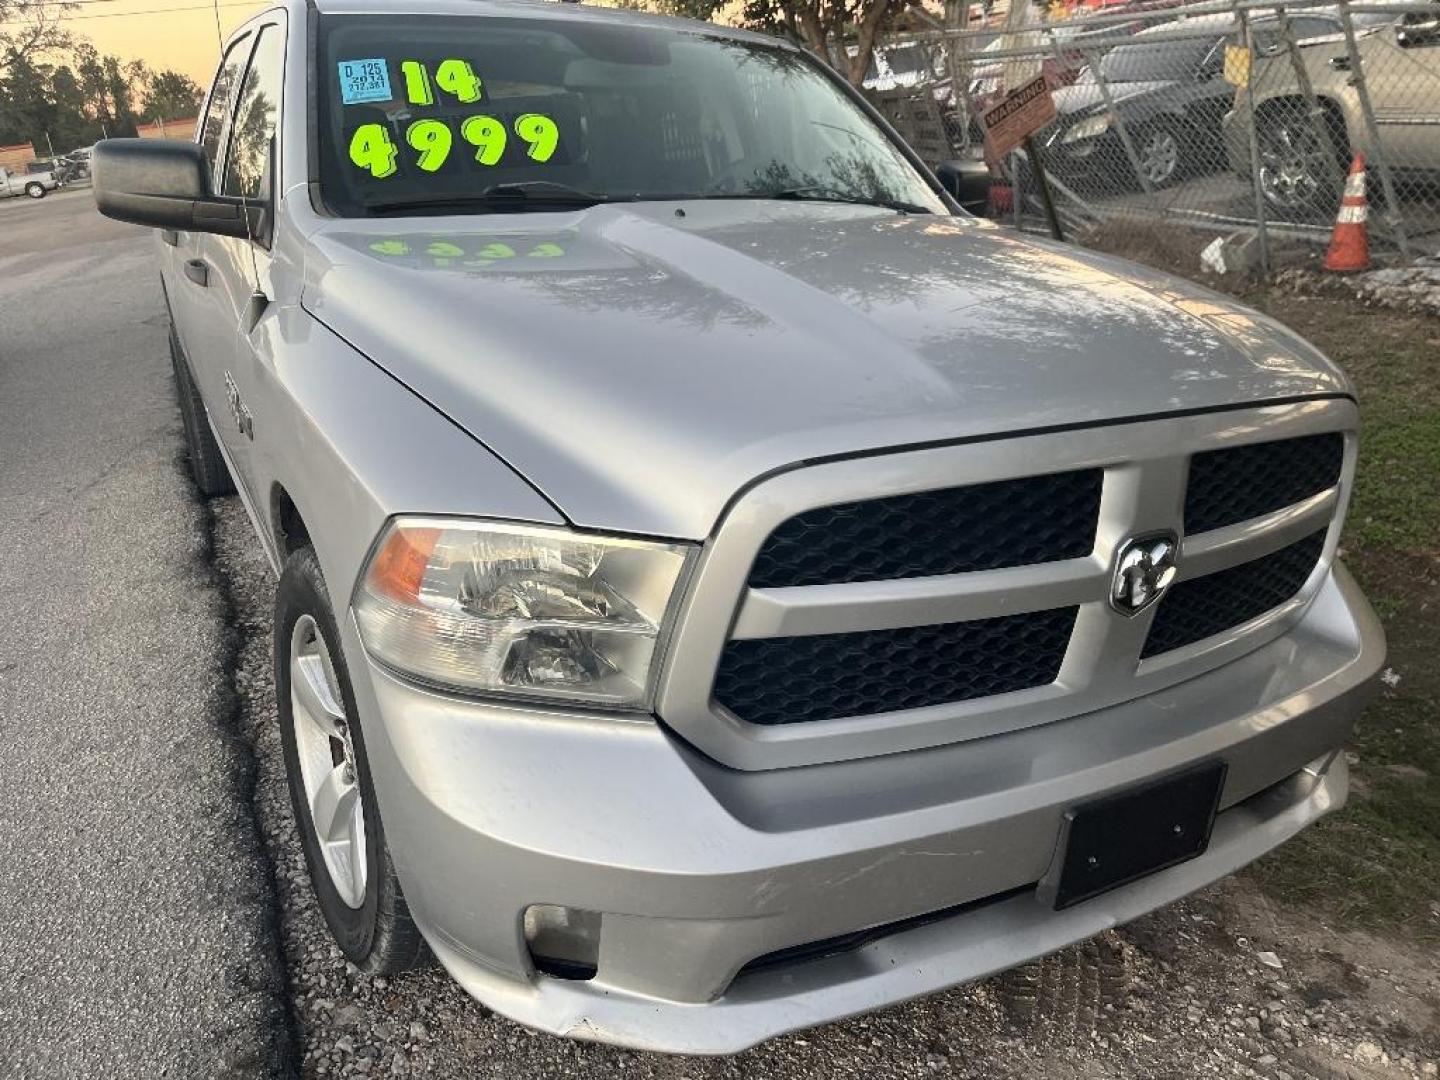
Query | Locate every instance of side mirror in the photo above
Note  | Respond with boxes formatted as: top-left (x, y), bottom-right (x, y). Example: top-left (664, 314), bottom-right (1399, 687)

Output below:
top-left (93, 138), bottom-right (258, 239)
top-left (936, 159), bottom-right (993, 214)
top-left (1397, 14), bottom-right (1440, 47)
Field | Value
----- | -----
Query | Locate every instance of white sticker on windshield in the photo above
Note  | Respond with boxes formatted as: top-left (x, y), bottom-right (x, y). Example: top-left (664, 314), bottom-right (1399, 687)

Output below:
top-left (338, 59), bottom-right (393, 105)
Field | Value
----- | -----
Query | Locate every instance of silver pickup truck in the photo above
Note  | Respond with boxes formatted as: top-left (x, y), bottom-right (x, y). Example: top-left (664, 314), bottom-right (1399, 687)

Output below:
top-left (0, 164), bottom-right (59, 199)
top-left (92, 0), bottom-right (1384, 1055)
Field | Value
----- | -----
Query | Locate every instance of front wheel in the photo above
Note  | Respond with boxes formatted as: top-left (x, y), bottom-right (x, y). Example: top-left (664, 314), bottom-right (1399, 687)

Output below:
top-left (25, 183), bottom-right (45, 199)
top-left (1257, 115), bottom-right (1343, 217)
top-left (275, 546), bottom-right (429, 973)
top-left (1135, 121), bottom-right (1184, 189)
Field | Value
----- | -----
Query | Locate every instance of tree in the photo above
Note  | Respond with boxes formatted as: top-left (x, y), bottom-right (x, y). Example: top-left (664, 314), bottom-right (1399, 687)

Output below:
top-left (0, 0), bottom-right (74, 77)
top-left (741, 0), bottom-right (911, 87)
top-left (141, 69), bottom-right (202, 123)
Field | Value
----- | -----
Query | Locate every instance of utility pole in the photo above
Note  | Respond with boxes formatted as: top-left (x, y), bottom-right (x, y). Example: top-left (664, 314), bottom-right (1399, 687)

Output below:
top-left (44, 131), bottom-right (56, 160)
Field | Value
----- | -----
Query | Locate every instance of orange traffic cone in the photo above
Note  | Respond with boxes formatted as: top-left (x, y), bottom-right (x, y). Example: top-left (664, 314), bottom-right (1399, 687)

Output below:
top-left (1323, 154), bottom-right (1370, 273)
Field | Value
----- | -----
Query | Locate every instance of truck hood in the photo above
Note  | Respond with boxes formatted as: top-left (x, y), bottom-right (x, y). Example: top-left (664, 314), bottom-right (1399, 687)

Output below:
top-left (302, 202), bottom-right (1349, 539)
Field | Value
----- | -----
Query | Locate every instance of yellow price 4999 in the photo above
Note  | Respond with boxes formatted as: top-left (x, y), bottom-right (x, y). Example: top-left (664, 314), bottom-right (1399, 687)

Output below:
top-left (349, 113), bottom-right (561, 178)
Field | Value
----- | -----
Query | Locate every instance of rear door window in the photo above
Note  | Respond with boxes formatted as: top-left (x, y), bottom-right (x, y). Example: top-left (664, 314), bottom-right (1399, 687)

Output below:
top-left (199, 34), bottom-right (253, 183)
top-left (223, 24), bottom-right (286, 201)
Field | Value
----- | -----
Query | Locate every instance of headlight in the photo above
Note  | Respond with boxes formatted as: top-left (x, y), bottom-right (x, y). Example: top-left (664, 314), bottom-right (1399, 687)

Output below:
top-left (353, 518), bottom-right (693, 710)
top-left (1062, 112), bottom-right (1113, 144)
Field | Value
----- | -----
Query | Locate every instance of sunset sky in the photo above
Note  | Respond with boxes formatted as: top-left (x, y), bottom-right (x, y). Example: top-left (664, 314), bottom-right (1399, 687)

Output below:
top-left (65, 0), bottom-right (274, 90)
top-left (61, 0), bottom-right (748, 104)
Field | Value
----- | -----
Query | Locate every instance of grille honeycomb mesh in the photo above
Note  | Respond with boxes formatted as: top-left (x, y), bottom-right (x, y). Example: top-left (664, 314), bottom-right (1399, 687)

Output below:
top-left (714, 609), bottom-right (1077, 727)
top-left (1185, 434), bottom-right (1342, 535)
top-left (747, 470), bottom-right (1103, 588)
top-left (1142, 530), bottom-right (1326, 658)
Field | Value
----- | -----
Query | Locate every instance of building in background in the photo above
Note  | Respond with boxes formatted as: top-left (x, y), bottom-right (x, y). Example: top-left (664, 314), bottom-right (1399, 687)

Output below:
top-left (0, 143), bottom-right (37, 170)
top-left (136, 117), bottom-right (199, 141)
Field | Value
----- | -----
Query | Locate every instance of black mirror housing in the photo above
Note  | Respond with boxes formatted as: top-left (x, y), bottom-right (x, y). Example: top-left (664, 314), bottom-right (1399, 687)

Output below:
top-left (935, 159), bottom-right (993, 214)
top-left (93, 138), bottom-right (255, 239)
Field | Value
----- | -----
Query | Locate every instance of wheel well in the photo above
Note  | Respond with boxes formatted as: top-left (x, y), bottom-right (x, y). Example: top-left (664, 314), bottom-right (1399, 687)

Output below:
top-left (1255, 95), bottom-right (1349, 155)
top-left (270, 484), bottom-right (312, 557)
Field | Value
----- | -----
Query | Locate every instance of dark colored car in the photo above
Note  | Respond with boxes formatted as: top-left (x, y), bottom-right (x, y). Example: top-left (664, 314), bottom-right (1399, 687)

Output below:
top-left (1043, 10), bottom-right (1375, 190)
top-left (1044, 15), bottom-right (1238, 189)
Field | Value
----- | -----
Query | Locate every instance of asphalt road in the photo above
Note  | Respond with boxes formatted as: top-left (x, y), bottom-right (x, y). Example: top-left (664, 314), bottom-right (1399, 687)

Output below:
top-left (2, 190), bottom-right (1436, 1079)
top-left (0, 188), bottom-right (293, 1077)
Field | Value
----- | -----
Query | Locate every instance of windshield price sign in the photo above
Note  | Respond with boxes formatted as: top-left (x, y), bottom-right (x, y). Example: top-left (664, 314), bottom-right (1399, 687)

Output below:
top-left (981, 76), bottom-right (1057, 159)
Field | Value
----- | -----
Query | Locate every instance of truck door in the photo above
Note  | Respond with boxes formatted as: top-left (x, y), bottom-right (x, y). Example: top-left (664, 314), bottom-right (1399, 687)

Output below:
top-left (203, 17), bottom-right (288, 515)
top-left (166, 31), bottom-right (254, 483)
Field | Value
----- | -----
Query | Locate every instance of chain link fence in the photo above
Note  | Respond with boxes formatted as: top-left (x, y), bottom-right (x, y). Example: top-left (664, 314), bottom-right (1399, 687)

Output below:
top-left (867, 0), bottom-right (1440, 267)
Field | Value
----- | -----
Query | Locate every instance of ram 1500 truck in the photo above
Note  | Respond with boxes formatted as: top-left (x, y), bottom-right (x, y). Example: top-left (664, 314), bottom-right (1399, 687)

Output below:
top-left (92, 0), bottom-right (1385, 1054)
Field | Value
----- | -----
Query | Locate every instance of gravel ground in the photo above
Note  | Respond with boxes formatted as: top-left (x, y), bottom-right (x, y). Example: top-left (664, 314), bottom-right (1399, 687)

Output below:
top-left (213, 498), bottom-right (1440, 1080)
top-left (0, 205), bottom-right (292, 1076)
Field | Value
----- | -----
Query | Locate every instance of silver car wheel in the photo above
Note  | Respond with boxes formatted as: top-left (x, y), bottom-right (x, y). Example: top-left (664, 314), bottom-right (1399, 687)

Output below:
top-left (1139, 128), bottom-right (1179, 186)
top-left (290, 613), bottom-right (368, 909)
top-left (1258, 121), bottom-right (1330, 213)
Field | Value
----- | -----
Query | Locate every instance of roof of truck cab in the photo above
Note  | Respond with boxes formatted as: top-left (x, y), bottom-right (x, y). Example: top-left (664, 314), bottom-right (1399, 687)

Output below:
top-left (306, 0), bottom-right (784, 44)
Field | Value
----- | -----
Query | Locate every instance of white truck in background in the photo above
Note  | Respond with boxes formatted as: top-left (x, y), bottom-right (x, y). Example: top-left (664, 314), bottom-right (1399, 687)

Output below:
top-left (0, 164), bottom-right (60, 199)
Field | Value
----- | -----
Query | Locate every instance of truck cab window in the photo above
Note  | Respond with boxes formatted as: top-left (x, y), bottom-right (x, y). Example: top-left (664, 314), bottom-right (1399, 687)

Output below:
top-left (199, 34), bottom-right (252, 184)
top-left (224, 25), bottom-right (286, 202)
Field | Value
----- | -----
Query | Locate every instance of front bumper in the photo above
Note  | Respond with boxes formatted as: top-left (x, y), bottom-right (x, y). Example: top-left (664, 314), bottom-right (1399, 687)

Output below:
top-left (344, 562), bottom-right (1383, 1054)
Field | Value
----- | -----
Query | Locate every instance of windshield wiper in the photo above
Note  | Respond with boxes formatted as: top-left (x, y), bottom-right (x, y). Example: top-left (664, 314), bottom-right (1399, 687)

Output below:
top-left (366, 181), bottom-right (610, 215)
top-left (766, 187), bottom-right (933, 214)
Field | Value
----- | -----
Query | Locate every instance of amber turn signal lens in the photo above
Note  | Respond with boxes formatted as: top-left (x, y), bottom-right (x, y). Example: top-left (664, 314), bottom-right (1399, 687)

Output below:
top-left (366, 526), bottom-right (442, 603)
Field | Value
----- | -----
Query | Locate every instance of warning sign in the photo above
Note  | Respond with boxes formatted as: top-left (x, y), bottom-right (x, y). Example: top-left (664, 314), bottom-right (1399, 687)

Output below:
top-left (981, 75), bottom-right (1057, 159)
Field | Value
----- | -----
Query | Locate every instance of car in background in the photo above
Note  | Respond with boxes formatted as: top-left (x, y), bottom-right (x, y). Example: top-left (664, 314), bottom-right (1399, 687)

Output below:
top-left (1044, 16), bottom-right (1238, 188)
top-left (0, 163), bottom-right (60, 199)
top-left (1043, 10), bottom-right (1383, 189)
top-left (1221, 8), bottom-right (1440, 214)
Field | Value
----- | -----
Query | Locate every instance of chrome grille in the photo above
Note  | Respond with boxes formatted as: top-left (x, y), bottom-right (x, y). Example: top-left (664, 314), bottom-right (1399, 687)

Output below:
top-left (656, 400), bottom-right (1356, 771)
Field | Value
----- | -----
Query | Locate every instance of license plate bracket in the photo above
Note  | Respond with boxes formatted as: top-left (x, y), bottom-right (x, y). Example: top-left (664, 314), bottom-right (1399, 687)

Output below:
top-left (1048, 761), bottom-right (1227, 910)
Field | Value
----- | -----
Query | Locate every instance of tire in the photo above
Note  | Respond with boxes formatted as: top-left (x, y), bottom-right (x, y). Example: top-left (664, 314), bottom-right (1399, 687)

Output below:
top-left (169, 326), bottom-right (235, 497)
top-left (275, 546), bottom-right (429, 974)
top-left (25, 182), bottom-right (45, 199)
top-left (1134, 120), bottom-right (1184, 189)
top-left (1256, 109), bottom-right (1346, 219)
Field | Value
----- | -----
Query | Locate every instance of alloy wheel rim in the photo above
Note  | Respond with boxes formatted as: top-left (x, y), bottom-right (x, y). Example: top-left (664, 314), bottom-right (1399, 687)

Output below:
top-left (290, 613), bottom-right (368, 908)
top-left (1140, 130), bottom-right (1179, 185)
top-left (1258, 123), bottom-right (1326, 211)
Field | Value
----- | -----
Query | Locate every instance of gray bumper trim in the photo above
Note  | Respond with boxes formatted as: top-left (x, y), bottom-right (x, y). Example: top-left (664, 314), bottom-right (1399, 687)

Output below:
top-left (424, 753), bottom-right (1347, 1054)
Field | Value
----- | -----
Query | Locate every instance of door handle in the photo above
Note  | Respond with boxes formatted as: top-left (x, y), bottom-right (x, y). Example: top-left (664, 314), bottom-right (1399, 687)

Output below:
top-left (184, 259), bottom-right (210, 287)
top-left (161, 229), bottom-right (178, 246)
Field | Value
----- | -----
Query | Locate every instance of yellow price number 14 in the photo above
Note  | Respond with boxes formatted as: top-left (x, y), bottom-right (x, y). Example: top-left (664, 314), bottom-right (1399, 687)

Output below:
top-left (349, 113), bottom-right (561, 177)
top-left (398, 58), bottom-right (482, 106)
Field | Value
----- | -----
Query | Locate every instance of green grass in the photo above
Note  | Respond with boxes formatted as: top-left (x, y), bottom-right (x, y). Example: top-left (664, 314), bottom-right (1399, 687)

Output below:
top-left (1237, 292), bottom-right (1440, 944)
top-left (1348, 408), bottom-right (1440, 550)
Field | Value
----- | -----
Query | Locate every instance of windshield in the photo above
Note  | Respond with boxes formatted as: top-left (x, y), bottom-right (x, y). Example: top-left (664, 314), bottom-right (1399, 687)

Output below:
top-left (1094, 37), bottom-right (1220, 82)
top-left (317, 15), bottom-right (947, 216)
